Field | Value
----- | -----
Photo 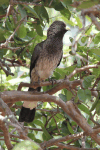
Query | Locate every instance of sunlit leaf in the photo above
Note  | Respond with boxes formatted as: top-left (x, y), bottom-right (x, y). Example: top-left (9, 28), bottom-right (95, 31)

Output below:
top-left (13, 140), bottom-right (41, 150)
top-left (17, 24), bottom-right (27, 38)
top-left (74, 16), bottom-right (82, 28)
top-left (62, 16), bottom-right (75, 26)
top-left (78, 104), bottom-right (90, 115)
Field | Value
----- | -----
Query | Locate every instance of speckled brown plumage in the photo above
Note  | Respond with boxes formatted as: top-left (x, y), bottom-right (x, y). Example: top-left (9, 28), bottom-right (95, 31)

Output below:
top-left (19, 21), bottom-right (68, 123)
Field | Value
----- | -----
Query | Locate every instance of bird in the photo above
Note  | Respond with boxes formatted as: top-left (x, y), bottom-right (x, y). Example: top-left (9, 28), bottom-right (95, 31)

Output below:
top-left (19, 20), bottom-right (68, 123)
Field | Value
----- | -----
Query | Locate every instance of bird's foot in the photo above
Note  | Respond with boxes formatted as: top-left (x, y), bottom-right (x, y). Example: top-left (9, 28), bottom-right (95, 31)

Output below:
top-left (37, 77), bottom-right (41, 86)
top-left (48, 78), bottom-right (57, 87)
top-left (64, 75), bottom-right (67, 80)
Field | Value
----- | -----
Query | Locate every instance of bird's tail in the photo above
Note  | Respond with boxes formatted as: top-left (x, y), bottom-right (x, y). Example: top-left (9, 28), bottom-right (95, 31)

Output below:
top-left (19, 87), bottom-right (41, 123)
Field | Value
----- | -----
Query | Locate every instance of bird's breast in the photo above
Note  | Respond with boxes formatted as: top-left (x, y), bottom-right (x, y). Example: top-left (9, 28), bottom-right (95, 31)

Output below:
top-left (35, 53), bottom-right (61, 80)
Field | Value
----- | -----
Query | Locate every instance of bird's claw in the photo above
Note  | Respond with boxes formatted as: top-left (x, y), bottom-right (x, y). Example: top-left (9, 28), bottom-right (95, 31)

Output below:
top-left (48, 78), bottom-right (57, 87)
top-left (38, 78), bottom-right (40, 85)
top-left (64, 75), bottom-right (67, 80)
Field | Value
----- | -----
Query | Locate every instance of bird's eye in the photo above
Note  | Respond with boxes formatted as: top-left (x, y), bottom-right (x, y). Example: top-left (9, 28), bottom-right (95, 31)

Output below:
top-left (63, 23), bottom-right (66, 27)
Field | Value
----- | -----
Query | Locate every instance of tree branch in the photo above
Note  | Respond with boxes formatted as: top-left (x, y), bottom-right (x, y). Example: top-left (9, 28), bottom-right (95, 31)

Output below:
top-left (81, 4), bottom-right (100, 31)
top-left (56, 143), bottom-right (97, 150)
top-left (1, 91), bottom-right (100, 145)
top-left (89, 13), bottom-right (100, 30)
top-left (3, 0), bottom-right (14, 26)
top-left (0, 117), bottom-right (13, 150)
top-left (67, 64), bottom-right (99, 80)
top-left (81, 4), bottom-right (100, 16)
top-left (0, 59), bottom-right (14, 76)
top-left (41, 132), bottom-right (83, 148)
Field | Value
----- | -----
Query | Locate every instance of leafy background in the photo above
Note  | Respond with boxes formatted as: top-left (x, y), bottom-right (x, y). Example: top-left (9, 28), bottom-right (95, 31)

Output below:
top-left (0, 0), bottom-right (100, 149)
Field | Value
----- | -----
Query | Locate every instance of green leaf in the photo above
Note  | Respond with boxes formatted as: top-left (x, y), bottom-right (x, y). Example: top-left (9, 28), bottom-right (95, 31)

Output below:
top-left (74, 16), bottom-right (82, 28)
top-left (77, 1), bottom-right (99, 9)
top-left (77, 89), bottom-right (91, 102)
top-left (61, 120), bottom-right (70, 135)
top-left (34, 120), bottom-right (43, 127)
top-left (42, 102), bottom-right (48, 108)
top-left (77, 58), bottom-right (81, 67)
top-left (90, 92), bottom-right (100, 112)
top-left (24, 5), bottom-right (39, 19)
top-left (15, 101), bottom-right (23, 106)
top-left (78, 104), bottom-right (90, 115)
top-left (93, 33), bottom-right (100, 44)
top-left (42, 127), bottom-right (52, 140)
top-left (28, 133), bottom-right (35, 140)
top-left (93, 68), bottom-right (100, 77)
top-left (96, 101), bottom-right (100, 115)
top-left (85, 26), bottom-right (92, 35)
top-left (67, 122), bottom-right (74, 134)
top-left (18, 4), bottom-right (27, 19)
top-left (62, 16), bottom-right (75, 26)
top-left (0, 0), bottom-right (9, 6)
top-left (13, 140), bottom-right (41, 150)
top-left (42, 116), bottom-right (46, 124)
top-left (53, 2), bottom-right (64, 11)
top-left (0, 6), bottom-right (6, 15)
top-left (91, 48), bottom-right (100, 56)
top-left (34, 24), bottom-right (43, 36)
top-left (60, 0), bottom-right (72, 7)
top-left (67, 91), bottom-right (73, 101)
top-left (55, 65), bottom-right (77, 79)
top-left (40, 6), bottom-right (49, 23)
top-left (60, 8), bottom-right (71, 20)
top-left (82, 75), bottom-right (95, 89)
top-left (17, 24), bottom-right (27, 38)
top-left (0, 27), bottom-right (6, 42)
top-left (6, 19), bottom-right (13, 31)
top-left (6, 75), bottom-right (13, 81)
top-left (59, 94), bottom-right (67, 102)
top-left (53, 70), bottom-right (61, 79)
top-left (54, 68), bottom-right (65, 79)
top-left (64, 65), bottom-right (77, 75)
top-left (97, 81), bottom-right (100, 90)
top-left (0, 49), bottom-right (7, 59)
top-left (81, 36), bottom-right (88, 43)
top-left (34, 139), bottom-right (42, 144)
top-left (49, 118), bottom-right (55, 126)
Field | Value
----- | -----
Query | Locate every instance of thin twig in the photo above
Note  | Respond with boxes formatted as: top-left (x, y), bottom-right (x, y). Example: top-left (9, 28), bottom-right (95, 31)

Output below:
top-left (3, 0), bottom-right (14, 26)
top-left (0, 59), bottom-right (14, 76)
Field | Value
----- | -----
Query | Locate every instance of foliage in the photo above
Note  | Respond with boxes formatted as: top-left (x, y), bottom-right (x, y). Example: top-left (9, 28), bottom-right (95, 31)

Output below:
top-left (13, 140), bottom-right (41, 150)
top-left (0, 0), bottom-right (100, 149)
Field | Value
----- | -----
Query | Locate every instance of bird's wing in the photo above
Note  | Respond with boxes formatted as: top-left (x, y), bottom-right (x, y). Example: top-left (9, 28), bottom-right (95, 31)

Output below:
top-left (30, 41), bottom-right (44, 77)
top-left (57, 51), bottom-right (63, 67)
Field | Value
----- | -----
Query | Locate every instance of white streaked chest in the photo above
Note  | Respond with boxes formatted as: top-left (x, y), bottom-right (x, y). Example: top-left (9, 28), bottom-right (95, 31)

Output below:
top-left (35, 53), bottom-right (62, 80)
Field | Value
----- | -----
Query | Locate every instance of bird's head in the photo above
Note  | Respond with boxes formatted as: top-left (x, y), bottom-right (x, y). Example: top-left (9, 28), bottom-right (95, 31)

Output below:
top-left (47, 21), bottom-right (68, 38)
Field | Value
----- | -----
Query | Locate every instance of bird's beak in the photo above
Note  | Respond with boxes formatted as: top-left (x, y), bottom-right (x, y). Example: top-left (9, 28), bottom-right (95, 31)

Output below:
top-left (65, 26), bottom-right (70, 31)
